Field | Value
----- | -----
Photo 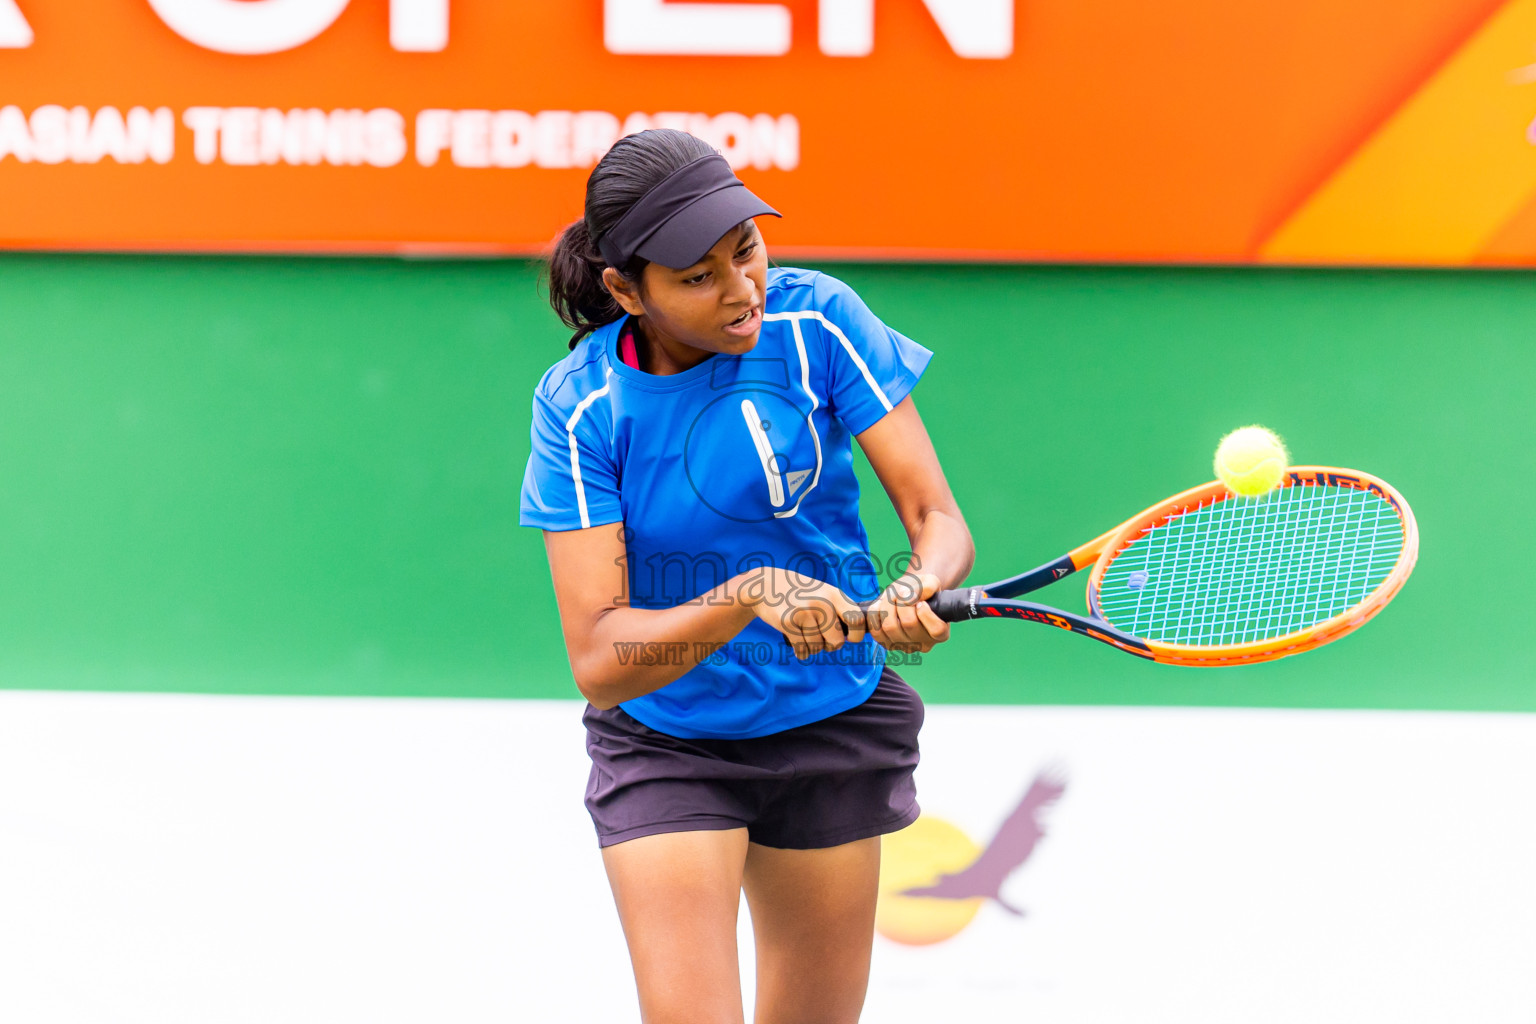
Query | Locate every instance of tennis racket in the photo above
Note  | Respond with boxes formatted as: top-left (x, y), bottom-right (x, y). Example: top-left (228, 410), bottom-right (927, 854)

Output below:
top-left (927, 467), bottom-right (1418, 666)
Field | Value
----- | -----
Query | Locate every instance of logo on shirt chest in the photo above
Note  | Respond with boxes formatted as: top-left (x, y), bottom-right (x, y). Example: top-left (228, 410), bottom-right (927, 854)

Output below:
top-left (684, 357), bottom-right (823, 523)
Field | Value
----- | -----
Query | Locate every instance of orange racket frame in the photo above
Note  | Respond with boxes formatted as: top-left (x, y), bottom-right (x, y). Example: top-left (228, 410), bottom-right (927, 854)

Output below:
top-left (929, 467), bottom-right (1419, 666)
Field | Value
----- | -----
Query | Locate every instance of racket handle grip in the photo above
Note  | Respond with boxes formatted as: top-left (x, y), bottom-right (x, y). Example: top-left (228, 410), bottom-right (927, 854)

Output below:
top-left (930, 587), bottom-right (985, 622)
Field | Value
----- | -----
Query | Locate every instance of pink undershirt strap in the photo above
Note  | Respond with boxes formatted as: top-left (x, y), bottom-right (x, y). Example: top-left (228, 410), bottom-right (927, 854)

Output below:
top-left (619, 325), bottom-right (640, 370)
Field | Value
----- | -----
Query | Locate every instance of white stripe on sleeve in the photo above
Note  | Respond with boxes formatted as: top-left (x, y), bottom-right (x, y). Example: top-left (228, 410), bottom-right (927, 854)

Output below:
top-left (564, 366), bottom-right (613, 530)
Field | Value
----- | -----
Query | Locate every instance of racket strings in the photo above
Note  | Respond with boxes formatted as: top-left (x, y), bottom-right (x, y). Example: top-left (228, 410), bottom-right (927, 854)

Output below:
top-left (1096, 482), bottom-right (1403, 646)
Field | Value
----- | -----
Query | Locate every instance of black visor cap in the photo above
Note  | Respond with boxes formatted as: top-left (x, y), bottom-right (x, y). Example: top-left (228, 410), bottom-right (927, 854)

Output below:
top-left (598, 153), bottom-right (780, 270)
top-left (638, 184), bottom-right (779, 269)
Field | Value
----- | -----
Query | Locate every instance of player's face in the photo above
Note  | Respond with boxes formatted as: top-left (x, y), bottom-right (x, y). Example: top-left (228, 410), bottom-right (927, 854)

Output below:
top-left (637, 221), bottom-right (769, 356)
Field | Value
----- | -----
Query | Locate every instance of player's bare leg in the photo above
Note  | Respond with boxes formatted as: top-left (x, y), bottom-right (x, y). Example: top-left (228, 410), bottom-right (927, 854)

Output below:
top-left (742, 837), bottom-right (882, 1024)
top-left (602, 828), bottom-right (751, 1024)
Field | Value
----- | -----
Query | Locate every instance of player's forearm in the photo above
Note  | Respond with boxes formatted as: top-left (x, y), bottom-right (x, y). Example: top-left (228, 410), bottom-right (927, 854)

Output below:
top-left (569, 573), bottom-right (760, 710)
top-left (900, 506), bottom-right (975, 591)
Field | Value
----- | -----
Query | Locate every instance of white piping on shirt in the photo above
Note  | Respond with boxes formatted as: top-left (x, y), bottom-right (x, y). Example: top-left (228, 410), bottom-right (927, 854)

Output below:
top-left (741, 398), bottom-right (787, 508)
top-left (564, 365), bottom-right (613, 530)
top-left (763, 313), bottom-right (831, 519)
top-left (766, 309), bottom-right (895, 414)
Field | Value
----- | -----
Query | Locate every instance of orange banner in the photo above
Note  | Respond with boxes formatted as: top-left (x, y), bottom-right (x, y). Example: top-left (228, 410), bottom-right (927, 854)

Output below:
top-left (3, 0), bottom-right (1536, 263)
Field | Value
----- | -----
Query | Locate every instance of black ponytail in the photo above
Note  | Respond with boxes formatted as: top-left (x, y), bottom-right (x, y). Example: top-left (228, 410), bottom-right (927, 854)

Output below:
top-left (547, 218), bottom-right (622, 350)
top-left (546, 129), bottom-right (720, 349)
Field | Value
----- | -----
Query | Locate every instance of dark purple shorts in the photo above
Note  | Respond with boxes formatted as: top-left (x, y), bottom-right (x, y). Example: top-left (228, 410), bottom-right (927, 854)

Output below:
top-left (582, 667), bottom-right (924, 850)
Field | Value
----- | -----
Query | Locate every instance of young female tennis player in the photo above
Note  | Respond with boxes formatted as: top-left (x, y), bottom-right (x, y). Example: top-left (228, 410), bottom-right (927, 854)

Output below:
top-left (520, 129), bottom-right (974, 1023)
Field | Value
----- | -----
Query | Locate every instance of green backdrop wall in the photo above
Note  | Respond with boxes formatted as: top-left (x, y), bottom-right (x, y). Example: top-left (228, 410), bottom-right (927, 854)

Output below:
top-left (0, 254), bottom-right (1526, 709)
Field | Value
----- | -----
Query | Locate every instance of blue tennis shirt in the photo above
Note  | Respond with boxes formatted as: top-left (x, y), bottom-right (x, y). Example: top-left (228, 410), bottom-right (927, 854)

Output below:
top-left (519, 267), bottom-right (933, 739)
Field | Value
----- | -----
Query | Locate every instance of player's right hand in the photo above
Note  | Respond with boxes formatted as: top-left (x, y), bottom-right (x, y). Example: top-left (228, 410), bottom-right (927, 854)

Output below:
top-left (739, 568), bottom-right (866, 659)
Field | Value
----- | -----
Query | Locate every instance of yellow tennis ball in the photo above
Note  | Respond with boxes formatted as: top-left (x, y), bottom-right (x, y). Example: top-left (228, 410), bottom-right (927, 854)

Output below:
top-left (1214, 425), bottom-right (1289, 497)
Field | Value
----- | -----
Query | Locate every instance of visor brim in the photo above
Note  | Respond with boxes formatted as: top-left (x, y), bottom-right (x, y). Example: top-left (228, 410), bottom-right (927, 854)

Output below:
top-left (635, 185), bottom-right (780, 269)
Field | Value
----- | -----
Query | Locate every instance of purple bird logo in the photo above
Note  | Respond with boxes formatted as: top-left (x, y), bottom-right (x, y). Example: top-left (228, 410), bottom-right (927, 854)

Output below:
top-left (875, 769), bottom-right (1067, 945)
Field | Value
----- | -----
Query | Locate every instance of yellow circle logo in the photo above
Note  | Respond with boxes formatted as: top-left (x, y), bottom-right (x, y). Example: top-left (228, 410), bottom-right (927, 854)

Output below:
top-left (876, 815), bottom-right (984, 945)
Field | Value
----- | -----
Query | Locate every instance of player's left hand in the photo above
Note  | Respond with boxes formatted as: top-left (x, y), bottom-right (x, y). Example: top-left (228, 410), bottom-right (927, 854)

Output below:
top-left (864, 572), bottom-right (951, 654)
